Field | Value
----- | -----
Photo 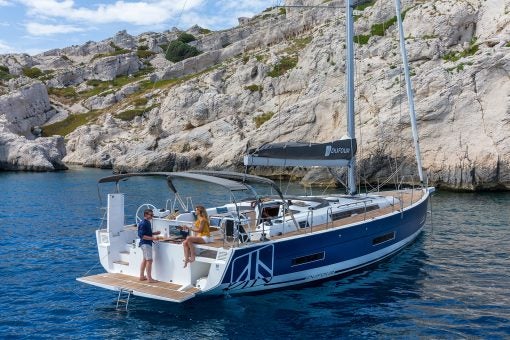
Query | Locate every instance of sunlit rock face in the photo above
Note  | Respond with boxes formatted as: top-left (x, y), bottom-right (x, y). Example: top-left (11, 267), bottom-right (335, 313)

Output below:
top-left (0, 0), bottom-right (509, 190)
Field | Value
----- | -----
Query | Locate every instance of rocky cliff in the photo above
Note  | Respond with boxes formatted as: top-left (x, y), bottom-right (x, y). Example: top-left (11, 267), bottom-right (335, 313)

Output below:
top-left (0, 0), bottom-right (509, 191)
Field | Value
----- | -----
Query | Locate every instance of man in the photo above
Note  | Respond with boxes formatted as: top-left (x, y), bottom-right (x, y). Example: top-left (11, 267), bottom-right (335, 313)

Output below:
top-left (138, 209), bottom-right (160, 282)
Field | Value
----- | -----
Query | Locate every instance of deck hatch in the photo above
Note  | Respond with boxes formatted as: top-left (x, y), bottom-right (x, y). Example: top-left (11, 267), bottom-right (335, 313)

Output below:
top-left (330, 205), bottom-right (378, 221)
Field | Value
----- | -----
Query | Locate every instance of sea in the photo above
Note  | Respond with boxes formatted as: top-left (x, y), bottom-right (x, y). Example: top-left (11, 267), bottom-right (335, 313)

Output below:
top-left (0, 168), bottom-right (509, 339)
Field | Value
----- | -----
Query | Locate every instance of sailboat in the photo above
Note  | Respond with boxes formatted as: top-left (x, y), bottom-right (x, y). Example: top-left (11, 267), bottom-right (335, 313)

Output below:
top-left (77, 0), bottom-right (434, 304)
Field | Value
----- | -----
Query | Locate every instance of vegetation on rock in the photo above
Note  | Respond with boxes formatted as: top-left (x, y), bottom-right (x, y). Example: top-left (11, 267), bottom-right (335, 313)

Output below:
top-left (42, 110), bottom-right (102, 137)
top-left (177, 32), bottom-right (197, 44)
top-left (116, 104), bottom-right (159, 121)
top-left (136, 45), bottom-right (155, 59)
top-left (48, 86), bottom-right (78, 99)
top-left (22, 67), bottom-right (43, 78)
top-left (244, 84), bottom-right (263, 93)
top-left (91, 42), bottom-right (130, 61)
top-left (254, 111), bottom-right (275, 128)
top-left (267, 56), bottom-right (298, 77)
top-left (165, 39), bottom-right (201, 62)
top-left (443, 39), bottom-right (479, 62)
top-left (0, 65), bottom-right (13, 80)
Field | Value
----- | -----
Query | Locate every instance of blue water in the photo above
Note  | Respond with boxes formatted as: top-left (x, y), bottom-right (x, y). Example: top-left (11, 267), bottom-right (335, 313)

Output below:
top-left (1, 168), bottom-right (509, 338)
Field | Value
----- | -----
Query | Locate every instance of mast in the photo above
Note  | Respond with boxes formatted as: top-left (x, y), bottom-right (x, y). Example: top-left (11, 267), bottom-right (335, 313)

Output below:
top-left (394, 0), bottom-right (425, 184)
top-left (346, 0), bottom-right (357, 195)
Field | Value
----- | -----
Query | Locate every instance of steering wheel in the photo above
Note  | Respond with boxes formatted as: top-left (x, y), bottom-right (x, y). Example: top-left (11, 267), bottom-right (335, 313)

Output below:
top-left (135, 203), bottom-right (157, 224)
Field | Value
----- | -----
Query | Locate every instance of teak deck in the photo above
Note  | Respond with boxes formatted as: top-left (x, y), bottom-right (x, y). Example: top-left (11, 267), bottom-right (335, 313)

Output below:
top-left (77, 273), bottom-right (200, 302)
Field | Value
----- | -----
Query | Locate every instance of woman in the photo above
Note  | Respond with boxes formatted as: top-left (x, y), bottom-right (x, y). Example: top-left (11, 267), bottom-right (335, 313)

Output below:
top-left (182, 205), bottom-right (211, 268)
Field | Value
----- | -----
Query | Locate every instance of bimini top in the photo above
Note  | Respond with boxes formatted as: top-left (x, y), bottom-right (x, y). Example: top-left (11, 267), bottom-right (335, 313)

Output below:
top-left (190, 170), bottom-right (284, 198)
top-left (98, 171), bottom-right (277, 193)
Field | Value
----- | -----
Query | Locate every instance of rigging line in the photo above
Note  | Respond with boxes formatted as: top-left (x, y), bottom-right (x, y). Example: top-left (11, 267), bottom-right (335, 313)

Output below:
top-left (154, 0), bottom-right (190, 92)
top-left (395, 63), bottom-right (404, 189)
top-left (164, 0), bottom-right (190, 58)
top-left (353, 14), bottom-right (363, 195)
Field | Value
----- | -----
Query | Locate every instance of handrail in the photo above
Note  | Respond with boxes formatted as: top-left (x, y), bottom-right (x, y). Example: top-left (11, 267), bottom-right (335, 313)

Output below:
top-left (326, 206), bottom-right (333, 229)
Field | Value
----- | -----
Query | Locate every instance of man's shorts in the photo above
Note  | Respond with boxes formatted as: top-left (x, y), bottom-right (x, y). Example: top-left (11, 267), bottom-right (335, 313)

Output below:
top-left (141, 244), bottom-right (153, 260)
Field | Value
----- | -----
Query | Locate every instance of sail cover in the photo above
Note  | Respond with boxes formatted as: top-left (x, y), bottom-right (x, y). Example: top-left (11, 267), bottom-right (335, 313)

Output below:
top-left (244, 139), bottom-right (356, 167)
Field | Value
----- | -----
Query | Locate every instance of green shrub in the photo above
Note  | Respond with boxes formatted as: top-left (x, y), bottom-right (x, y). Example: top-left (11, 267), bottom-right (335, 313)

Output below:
top-left (48, 86), bottom-right (77, 98)
top-left (355, 0), bottom-right (375, 11)
top-left (110, 42), bottom-right (125, 51)
top-left (371, 16), bottom-right (397, 36)
top-left (0, 65), bottom-right (13, 80)
top-left (116, 108), bottom-right (145, 121)
top-left (244, 84), bottom-right (262, 93)
top-left (178, 32), bottom-right (197, 43)
top-left (354, 34), bottom-right (370, 45)
top-left (91, 43), bottom-right (130, 61)
top-left (242, 55), bottom-right (249, 64)
top-left (138, 45), bottom-right (149, 50)
top-left (283, 36), bottom-right (313, 55)
top-left (86, 79), bottom-right (104, 87)
top-left (254, 111), bottom-right (275, 128)
top-left (165, 40), bottom-right (201, 62)
top-left (267, 56), bottom-right (298, 77)
top-left (278, 7), bottom-right (286, 15)
top-left (443, 43), bottom-right (479, 62)
top-left (42, 110), bottom-right (102, 137)
top-left (22, 67), bottom-right (43, 78)
top-left (136, 49), bottom-right (155, 59)
top-left (132, 97), bottom-right (148, 106)
top-left (115, 105), bottom-right (159, 121)
top-left (199, 28), bottom-right (212, 35)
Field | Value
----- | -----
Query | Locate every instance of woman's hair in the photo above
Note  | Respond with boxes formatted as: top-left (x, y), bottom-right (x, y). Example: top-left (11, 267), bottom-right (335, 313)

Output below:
top-left (196, 205), bottom-right (208, 220)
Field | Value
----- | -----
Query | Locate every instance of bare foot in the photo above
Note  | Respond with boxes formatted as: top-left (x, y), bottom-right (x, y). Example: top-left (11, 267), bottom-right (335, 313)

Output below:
top-left (183, 258), bottom-right (189, 268)
top-left (189, 257), bottom-right (195, 263)
top-left (139, 276), bottom-right (147, 281)
top-left (148, 279), bottom-right (158, 283)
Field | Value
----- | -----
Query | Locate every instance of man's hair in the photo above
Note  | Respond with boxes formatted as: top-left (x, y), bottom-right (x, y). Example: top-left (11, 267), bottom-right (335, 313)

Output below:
top-left (144, 209), bottom-right (154, 215)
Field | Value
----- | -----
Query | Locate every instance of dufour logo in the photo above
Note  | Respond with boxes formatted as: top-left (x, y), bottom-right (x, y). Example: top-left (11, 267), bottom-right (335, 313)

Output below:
top-left (325, 145), bottom-right (350, 157)
top-left (325, 145), bottom-right (332, 157)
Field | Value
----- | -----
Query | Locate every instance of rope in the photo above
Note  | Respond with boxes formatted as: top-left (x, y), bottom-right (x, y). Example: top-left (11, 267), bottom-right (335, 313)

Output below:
top-left (69, 251), bottom-right (111, 302)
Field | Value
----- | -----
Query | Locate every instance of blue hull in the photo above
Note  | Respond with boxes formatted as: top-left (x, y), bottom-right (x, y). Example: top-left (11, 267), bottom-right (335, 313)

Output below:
top-left (220, 191), bottom-right (430, 293)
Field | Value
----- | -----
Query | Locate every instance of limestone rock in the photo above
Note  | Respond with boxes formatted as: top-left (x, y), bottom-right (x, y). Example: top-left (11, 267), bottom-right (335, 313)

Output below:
top-left (0, 82), bottom-right (56, 136)
top-left (112, 30), bottom-right (136, 50)
top-left (87, 54), bottom-right (141, 81)
top-left (0, 124), bottom-right (67, 171)
top-left (1, 0), bottom-right (509, 190)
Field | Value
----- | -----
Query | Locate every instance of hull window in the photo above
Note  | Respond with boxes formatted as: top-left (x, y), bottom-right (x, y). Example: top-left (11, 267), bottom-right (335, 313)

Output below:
top-left (291, 251), bottom-right (325, 267)
top-left (372, 231), bottom-right (396, 246)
